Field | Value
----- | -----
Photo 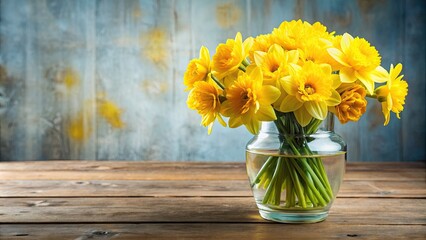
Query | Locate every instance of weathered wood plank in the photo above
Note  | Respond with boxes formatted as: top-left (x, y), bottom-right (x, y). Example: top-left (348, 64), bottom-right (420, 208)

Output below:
top-left (0, 169), bottom-right (423, 181)
top-left (1, 161), bottom-right (423, 171)
top-left (0, 180), bottom-right (251, 197)
top-left (0, 197), bottom-right (424, 225)
top-left (0, 223), bottom-right (425, 240)
top-left (0, 162), bottom-right (424, 181)
top-left (0, 180), bottom-right (425, 198)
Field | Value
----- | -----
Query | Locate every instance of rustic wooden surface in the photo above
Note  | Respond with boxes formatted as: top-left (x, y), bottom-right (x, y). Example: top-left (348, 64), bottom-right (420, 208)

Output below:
top-left (0, 0), bottom-right (425, 162)
top-left (0, 161), bottom-right (425, 239)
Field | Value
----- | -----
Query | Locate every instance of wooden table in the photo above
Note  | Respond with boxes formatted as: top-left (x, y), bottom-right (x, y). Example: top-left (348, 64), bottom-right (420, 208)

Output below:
top-left (0, 161), bottom-right (425, 239)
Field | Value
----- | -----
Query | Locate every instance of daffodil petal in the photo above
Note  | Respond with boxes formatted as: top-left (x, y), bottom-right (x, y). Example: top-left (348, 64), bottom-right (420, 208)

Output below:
top-left (305, 101), bottom-right (328, 120)
top-left (287, 50), bottom-right (299, 63)
top-left (382, 102), bottom-right (390, 126)
top-left (207, 122), bottom-right (214, 135)
top-left (355, 72), bottom-right (375, 95)
top-left (325, 89), bottom-right (341, 106)
top-left (370, 66), bottom-right (389, 83)
top-left (229, 116), bottom-right (243, 128)
top-left (387, 94), bottom-right (393, 111)
top-left (217, 114), bottom-right (227, 127)
top-left (341, 33), bottom-right (354, 53)
top-left (340, 68), bottom-right (357, 83)
top-left (281, 76), bottom-right (298, 95)
top-left (220, 101), bottom-right (233, 117)
top-left (260, 85), bottom-right (281, 103)
top-left (331, 74), bottom-right (341, 89)
top-left (254, 51), bottom-right (266, 66)
top-left (279, 95), bottom-right (303, 112)
top-left (256, 105), bottom-right (277, 121)
top-left (391, 63), bottom-right (403, 80)
top-left (320, 63), bottom-right (332, 75)
top-left (243, 36), bottom-right (254, 55)
top-left (200, 46), bottom-right (210, 64)
top-left (235, 32), bottom-right (242, 44)
top-left (201, 113), bottom-right (215, 127)
top-left (294, 106), bottom-right (313, 127)
top-left (288, 63), bottom-right (302, 76)
top-left (249, 66), bottom-right (263, 89)
top-left (327, 48), bottom-right (350, 67)
top-left (241, 114), bottom-right (260, 135)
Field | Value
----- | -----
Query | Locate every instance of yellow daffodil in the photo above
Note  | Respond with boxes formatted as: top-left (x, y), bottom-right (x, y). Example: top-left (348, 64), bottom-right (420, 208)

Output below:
top-left (187, 79), bottom-right (226, 134)
top-left (272, 20), bottom-right (306, 51)
top-left (375, 63), bottom-right (408, 126)
top-left (221, 67), bottom-right (280, 134)
top-left (332, 83), bottom-right (368, 124)
top-left (277, 61), bottom-right (341, 126)
top-left (327, 33), bottom-right (388, 95)
top-left (249, 34), bottom-right (272, 61)
top-left (254, 44), bottom-right (299, 86)
top-left (212, 32), bottom-right (253, 80)
top-left (183, 46), bottom-right (211, 90)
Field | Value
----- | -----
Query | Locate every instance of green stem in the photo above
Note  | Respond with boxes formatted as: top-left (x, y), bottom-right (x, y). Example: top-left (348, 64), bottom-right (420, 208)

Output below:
top-left (242, 58), bottom-right (250, 67)
top-left (298, 160), bottom-right (331, 203)
top-left (251, 156), bottom-right (276, 187)
top-left (262, 157), bottom-right (284, 205)
top-left (254, 112), bottom-right (335, 209)
top-left (289, 158), bottom-right (327, 206)
top-left (286, 159), bottom-right (306, 208)
top-left (210, 74), bottom-right (225, 90)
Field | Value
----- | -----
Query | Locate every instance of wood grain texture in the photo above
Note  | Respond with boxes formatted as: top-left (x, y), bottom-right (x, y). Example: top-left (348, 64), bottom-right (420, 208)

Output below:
top-left (0, 162), bottom-right (424, 180)
top-left (0, 0), bottom-right (424, 162)
top-left (1, 179), bottom-right (425, 198)
top-left (0, 161), bottom-right (425, 239)
top-left (0, 197), bottom-right (425, 225)
top-left (1, 224), bottom-right (424, 240)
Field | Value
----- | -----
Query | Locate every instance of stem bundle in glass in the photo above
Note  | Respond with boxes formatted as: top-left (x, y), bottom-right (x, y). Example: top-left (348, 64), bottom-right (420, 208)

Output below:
top-left (251, 112), bottom-right (333, 209)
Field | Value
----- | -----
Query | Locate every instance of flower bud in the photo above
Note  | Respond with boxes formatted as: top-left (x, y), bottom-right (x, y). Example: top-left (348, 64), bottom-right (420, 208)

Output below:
top-left (334, 84), bottom-right (367, 124)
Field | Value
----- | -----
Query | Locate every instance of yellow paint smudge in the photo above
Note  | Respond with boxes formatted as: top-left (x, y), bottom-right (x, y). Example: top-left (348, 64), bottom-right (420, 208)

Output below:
top-left (216, 3), bottom-right (242, 28)
top-left (97, 99), bottom-right (125, 129)
top-left (45, 66), bottom-right (80, 96)
top-left (67, 110), bottom-right (93, 142)
top-left (140, 28), bottom-right (169, 67)
top-left (62, 67), bottom-right (79, 90)
top-left (67, 94), bottom-right (125, 141)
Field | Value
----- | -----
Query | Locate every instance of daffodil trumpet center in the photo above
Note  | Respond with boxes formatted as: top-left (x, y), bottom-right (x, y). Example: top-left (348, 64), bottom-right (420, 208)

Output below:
top-left (304, 84), bottom-right (315, 95)
top-left (241, 89), bottom-right (257, 114)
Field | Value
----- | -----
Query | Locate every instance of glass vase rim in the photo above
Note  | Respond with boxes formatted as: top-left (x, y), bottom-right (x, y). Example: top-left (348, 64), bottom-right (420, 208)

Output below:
top-left (259, 121), bottom-right (334, 137)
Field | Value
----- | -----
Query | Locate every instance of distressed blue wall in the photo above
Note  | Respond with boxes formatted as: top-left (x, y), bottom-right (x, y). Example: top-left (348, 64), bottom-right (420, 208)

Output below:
top-left (0, 0), bottom-right (424, 161)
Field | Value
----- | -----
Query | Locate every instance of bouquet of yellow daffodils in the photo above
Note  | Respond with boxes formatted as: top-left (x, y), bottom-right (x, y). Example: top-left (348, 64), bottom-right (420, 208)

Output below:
top-left (184, 20), bottom-right (408, 208)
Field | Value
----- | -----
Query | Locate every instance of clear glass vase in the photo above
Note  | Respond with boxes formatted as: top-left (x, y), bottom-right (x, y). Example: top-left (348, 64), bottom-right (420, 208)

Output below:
top-left (245, 113), bottom-right (346, 223)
